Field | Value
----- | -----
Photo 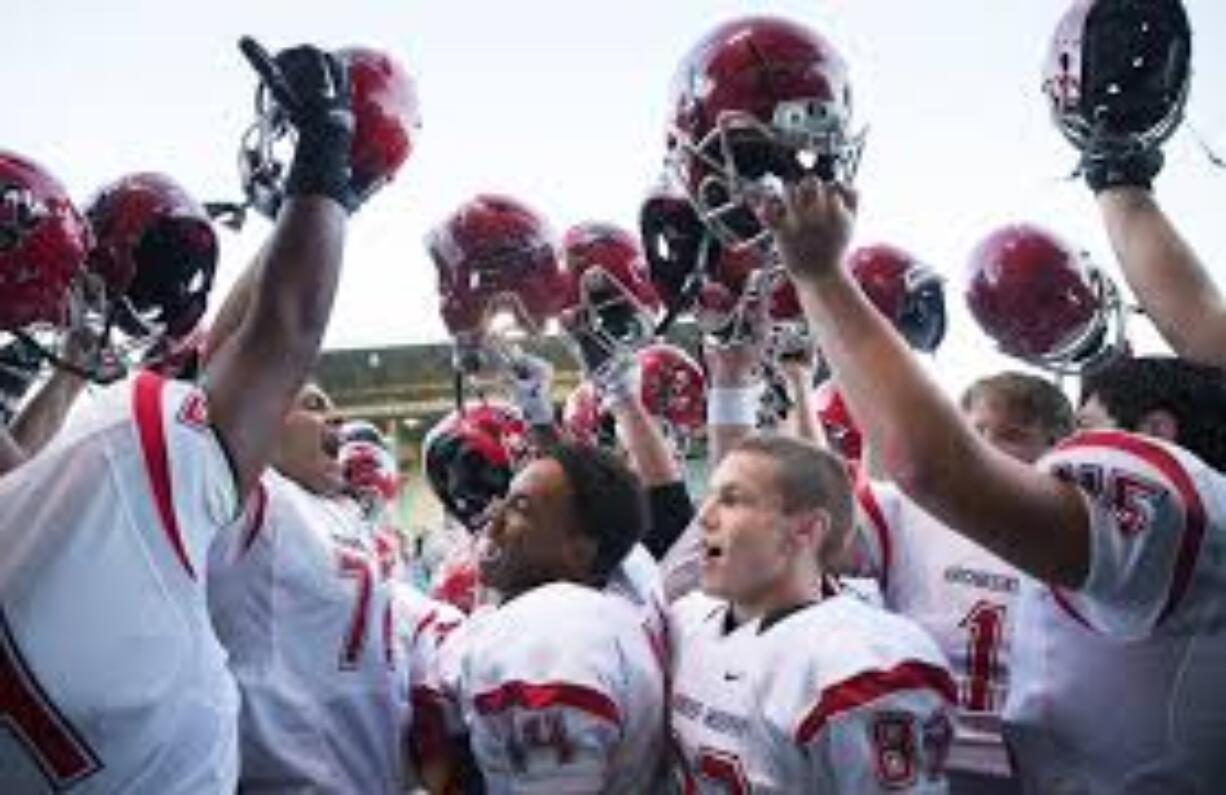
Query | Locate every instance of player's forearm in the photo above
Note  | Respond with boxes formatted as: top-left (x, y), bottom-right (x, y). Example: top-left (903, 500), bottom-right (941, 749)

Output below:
top-left (784, 368), bottom-right (821, 444)
top-left (242, 198), bottom-right (346, 370)
top-left (705, 351), bottom-right (758, 466)
top-left (611, 399), bottom-right (680, 486)
top-left (1098, 188), bottom-right (1226, 367)
top-left (9, 369), bottom-right (86, 456)
top-left (202, 244), bottom-right (267, 367)
top-left (796, 272), bottom-right (968, 490)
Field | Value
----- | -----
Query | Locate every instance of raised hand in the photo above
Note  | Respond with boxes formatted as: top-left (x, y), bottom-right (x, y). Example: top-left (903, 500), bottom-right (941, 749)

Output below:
top-left (239, 38), bottom-right (357, 212)
top-left (753, 176), bottom-right (857, 287)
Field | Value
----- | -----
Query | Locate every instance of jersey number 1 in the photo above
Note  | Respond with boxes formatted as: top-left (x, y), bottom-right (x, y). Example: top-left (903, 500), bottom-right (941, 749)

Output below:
top-left (960, 600), bottom-right (1007, 712)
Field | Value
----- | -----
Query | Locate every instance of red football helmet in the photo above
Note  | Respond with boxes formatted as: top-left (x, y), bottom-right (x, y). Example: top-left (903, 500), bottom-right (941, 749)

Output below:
top-left (428, 194), bottom-right (563, 364)
top-left (965, 223), bottom-right (1125, 372)
top-left (563, 344), bottom-right (706, 454)
top-left (423, 402), bottom-right (531, 530)
top-left (85, 172), bottom-right (217, 345)
top-left (339, 419), bottom-right (399, 505)
top-left (559, 221), bottom-right (661, 366)
top-left (666, 15), bottom-right (863, 252)
top-left (847, 244), bottom-right (946, 353)
top-left (0, 150), bottom-right (92, 332)
top-left (814, 380), bottom-right (863, 462)
top-left (1042, 0), bottom-right (1190, 156)
top-left (241, 45), bottom-right (421, 218)
top-left (638, 343), bottom-right (706, 446)
top-left (432, 552), bottom-right (479, 615)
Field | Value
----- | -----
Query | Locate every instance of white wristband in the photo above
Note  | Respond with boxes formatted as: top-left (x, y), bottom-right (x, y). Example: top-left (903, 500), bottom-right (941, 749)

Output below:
top-left (707, 386), bottom-right (762, 426)
top-left (515, 389), bottom-right (555, 427)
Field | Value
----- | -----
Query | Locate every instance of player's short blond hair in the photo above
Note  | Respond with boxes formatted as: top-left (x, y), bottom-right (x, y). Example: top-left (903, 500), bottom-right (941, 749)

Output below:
top-left (730, 433), bottom-right (853, 564)
top-left (960, 371), bottom-right (1074, 445)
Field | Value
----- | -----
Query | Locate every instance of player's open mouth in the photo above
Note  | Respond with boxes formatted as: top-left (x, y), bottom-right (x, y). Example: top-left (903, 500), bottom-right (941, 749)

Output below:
top-left (321, 427), bottom-right (341, 459)
top-left (703, 542), bottom-right (724, 562)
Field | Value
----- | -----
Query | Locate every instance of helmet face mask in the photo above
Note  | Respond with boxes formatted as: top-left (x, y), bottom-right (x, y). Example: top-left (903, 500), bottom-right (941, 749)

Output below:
top-left (675, 106), bottom-right (864, 254)
top-left (666, 16), bottom-right (864, 255)
top-left (240, 46), bottom-right (420, 220)
top-left (559, 222), bottom-right (661, 372)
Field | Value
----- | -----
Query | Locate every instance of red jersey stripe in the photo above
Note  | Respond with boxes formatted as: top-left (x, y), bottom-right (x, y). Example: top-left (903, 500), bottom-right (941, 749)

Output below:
top-left (1055, 430), bottom-right (1206, 626)
top-left (133, 372), bottom-right (196, 579)
top-left (794, 660), bottom-right (956, 745)
top-left (473, 680), bottom-right (621, 727)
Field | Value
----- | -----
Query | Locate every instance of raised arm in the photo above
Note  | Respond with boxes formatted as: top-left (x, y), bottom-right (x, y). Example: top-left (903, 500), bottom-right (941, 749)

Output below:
top-left (1097, 186), bottom-right (1226, 367)
top-left (762, 178), bottom-right (1089, 588)
top-left (204, 44), bottom-right (355, 500)
top-left (7, 325), bottom-right (97, 458)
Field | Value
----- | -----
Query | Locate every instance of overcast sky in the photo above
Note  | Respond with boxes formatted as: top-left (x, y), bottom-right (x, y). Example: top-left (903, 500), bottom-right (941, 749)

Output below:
top-left (7, 0), bottom-right (1225, 395)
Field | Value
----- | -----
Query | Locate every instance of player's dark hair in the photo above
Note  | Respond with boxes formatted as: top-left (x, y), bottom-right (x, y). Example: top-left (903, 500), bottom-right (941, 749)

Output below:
top-left (731, 433), bottom-right (853, 562)
top-left (961, 371), bottom-right (1074, 445)
top-left (544, 439), bottom-right (647, 581)
top-left (1080, 356), bottom-right (1226, 471)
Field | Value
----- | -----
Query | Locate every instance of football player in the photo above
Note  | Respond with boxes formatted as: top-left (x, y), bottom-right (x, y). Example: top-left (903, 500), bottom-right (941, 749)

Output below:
top-left (206, 384), bottom-right (408, 792)
top-left (854, 373), bottom-right (1074, 793)
top-left (0, 39), bottom-right (358, 792)
top-left (762, 169), bottom-right (1226, 790)
top-left (424, 441), bottom-right (667, 792)
top-left (203, 42), bottom-right (419, 793)
top-left (672, 433), bottom-right (955, 792)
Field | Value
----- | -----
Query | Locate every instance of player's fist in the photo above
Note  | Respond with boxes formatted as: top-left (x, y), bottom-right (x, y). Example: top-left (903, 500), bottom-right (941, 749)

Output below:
top-left (755, 176), bottom-right (857, 287)
top-left (239, 38), bottom-right (357, 211)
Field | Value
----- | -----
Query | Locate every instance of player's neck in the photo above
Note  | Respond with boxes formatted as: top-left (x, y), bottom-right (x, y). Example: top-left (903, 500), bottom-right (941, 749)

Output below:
top-left (730, 568), bottom-right (824, 628)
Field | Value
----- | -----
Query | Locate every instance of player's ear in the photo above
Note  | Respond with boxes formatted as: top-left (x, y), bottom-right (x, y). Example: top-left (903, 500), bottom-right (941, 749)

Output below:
top-left (1135, 409), bottom-right (1179, 443)
top-left (791, 507), bottom-right (830, 553)
top-left (564, 528), bottom-right (599, 582)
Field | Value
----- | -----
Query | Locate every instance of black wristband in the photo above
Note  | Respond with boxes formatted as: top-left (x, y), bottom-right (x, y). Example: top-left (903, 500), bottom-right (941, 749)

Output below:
top-left (1084, 149), bottom-right (1163, 195)
top-left (285, 124), bottom-right (354, 212)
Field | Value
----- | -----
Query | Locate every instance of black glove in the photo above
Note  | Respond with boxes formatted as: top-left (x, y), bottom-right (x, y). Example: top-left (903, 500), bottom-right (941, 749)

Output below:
top-left (1083, 147), bottom-right (1164, 194)
top-left (240, 39), bottom-right (356, 211)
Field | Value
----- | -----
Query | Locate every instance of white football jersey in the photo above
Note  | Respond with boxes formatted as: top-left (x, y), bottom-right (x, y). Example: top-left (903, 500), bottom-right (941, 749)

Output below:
top-left (442, 583), bottom-right (666, 794)
top-left (0, 372), bottom-right (240, 793)
top-left (855, 480), bottom-right (1023, 776)
top-left (391, 580), bottom-right (466, 772)
top-left (1003, 430), bottom-right (1226, 792)
top-left (207, 469), bottom-right (406, 793)
top-left (670, 592), bottom-right (955, 794)
top-left (605, 543), bottom-right (671, 671)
